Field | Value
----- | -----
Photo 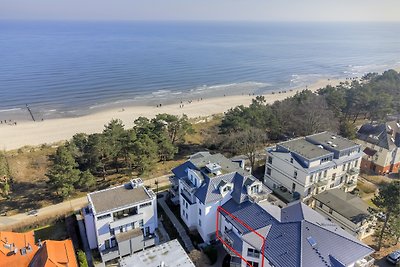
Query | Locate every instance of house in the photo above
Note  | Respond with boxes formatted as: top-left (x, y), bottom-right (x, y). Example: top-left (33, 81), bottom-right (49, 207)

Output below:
top-left (313, 189), bottom-right (375, 240)
top-left (172, 152), bottom-right (271, 243)
top-left (264, 132), bottom-right (362, 204)
top-left (0, 231), bottom-right (78, 267)
top-left (119, 239), bottom-right (195, 267)
top-left (218, 200), bottom-right (375, 267)
top-left (83, 178), bottom-right (158, 263)
top-left (356, 121), bottom-right (400, 174)
top-left (0, 231), bottom-right (38, 267)
top-left (29, 240), bottom-right (78, 267)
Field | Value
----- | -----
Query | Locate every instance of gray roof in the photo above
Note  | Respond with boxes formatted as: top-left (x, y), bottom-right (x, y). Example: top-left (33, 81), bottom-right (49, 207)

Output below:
top-left (195, 172), bottom-right (238, 204)
top-left (357, 121), bottom-right (400, 150)
top-left (306, 132), bottom-right (360, 151)
top-left (313, 189), bottom-right (371, 224)
top-left (89, 183), bottom-right (151, 214)
top-left (119, 239), bottom-right (195, 267)
top-left (189, 152), bottom-right (248, 176)
top-left (116, 228), bottom-right (143, 243)
top-left (279, 138), bottom-right (333, 160)
top-left (221, 200), bottom-right (374, 267)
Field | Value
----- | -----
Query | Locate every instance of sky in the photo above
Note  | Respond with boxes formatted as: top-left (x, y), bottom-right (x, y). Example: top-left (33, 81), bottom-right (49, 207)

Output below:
top-left (1, 0), bottom-right (399, 22)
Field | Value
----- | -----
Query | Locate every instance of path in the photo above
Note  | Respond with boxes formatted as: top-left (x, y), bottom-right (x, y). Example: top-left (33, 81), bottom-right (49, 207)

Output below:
top-left (0, 196), bottom-right (88, 230)
top-left (157, 193), bottom-right (195, 252)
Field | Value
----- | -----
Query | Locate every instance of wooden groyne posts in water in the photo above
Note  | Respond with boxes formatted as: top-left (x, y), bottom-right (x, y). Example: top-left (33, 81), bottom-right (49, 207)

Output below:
top-left (26, 104), bottom-right (35, 121)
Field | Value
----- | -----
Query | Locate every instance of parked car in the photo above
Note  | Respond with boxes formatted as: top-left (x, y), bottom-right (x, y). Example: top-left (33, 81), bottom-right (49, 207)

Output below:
top-left (27, 209), bottom-right (38, 216)
top-left (387, 250), bottom-right (400, 265)
top-left (376, 212), bottom-right (386, 221)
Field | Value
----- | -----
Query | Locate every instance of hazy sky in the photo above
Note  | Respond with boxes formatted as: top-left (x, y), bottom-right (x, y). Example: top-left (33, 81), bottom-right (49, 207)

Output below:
top-left (1, 0), bottom-right (399, 22)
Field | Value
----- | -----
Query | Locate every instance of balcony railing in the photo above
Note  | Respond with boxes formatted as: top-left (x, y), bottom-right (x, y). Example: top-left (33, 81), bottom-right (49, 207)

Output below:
top-left (100, 246), bottom-right (119, 262)
top-left (109, 213), bottom-right (144, 229)
top-left (347, 168), bottom-right (360, 175)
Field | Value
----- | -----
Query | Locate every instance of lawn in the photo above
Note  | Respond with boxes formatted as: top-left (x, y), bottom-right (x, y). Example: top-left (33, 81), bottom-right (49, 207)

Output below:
top-left (34, 219), bottom-right (68, 242)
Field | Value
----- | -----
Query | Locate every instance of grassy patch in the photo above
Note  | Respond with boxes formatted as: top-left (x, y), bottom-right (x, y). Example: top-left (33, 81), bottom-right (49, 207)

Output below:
top-left (357, 180), bottom-right (378, 195)
top-left (186, 115), bottom-right (222, 145)
top-left (361, 174), bottom-right (392, 186)
top-left (34, 219), bottom-right (68, 242)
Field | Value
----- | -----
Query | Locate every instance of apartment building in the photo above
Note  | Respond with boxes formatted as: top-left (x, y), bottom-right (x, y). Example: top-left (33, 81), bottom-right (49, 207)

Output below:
top-left (313, 189), bottom-right (375, 240)
top-left (264, 132), bottom-right (362, 204)
top-left (356, 121), bottom-right (400, 174)
top-left (218, 200), bottom-right (375, 267)
top-left (172, 152), bottom-right (271, 243)
top-left (83, 178), bottom-right (157, 263)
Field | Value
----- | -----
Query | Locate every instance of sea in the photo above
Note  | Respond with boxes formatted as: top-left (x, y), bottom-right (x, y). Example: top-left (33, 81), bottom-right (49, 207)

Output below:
top-left (1, 21), bottom-right (400, 121)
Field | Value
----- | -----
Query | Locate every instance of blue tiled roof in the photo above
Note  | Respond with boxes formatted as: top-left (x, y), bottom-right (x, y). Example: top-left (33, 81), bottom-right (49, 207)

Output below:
top-left (171, 161), bottom-right (197, 179)
top-left (220, 200), bottom-right (374, 267)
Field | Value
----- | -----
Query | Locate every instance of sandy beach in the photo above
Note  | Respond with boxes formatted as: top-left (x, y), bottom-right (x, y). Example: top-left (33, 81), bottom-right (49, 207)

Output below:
top-left (0, 78), bottom-right (344, 150)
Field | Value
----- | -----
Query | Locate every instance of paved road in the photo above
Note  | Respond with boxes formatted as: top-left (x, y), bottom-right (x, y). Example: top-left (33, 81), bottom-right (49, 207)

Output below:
top-left (0, 174), bottom-right (172, 231)
top-left (158, 193), bottom-right (195, 252)
top-left (0, 196), bottom-right (88, 230)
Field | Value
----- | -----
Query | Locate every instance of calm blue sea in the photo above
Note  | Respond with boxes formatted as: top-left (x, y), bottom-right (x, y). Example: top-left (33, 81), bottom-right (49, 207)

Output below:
top-left (0, 21), bottom-right (400, 120)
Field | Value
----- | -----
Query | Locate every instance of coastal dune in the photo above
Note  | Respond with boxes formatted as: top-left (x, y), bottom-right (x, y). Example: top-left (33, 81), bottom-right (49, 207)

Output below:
top-left (0, 78), bottom-right (342, 150)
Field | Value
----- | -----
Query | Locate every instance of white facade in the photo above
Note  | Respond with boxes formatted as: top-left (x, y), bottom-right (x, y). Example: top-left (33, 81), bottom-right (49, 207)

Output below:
top-left (83, 179), bottom-right (158, 263)
top-left (264, 132), bottom-right (362, 204)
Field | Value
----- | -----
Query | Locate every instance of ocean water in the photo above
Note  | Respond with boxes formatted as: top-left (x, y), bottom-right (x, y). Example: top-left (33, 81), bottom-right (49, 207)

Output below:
top-left (0, 21), bottom-right (400, 120)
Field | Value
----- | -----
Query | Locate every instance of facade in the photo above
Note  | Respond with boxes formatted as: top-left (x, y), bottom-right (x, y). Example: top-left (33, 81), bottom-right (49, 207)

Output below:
top-left (83, 178), bottom-right (158, 263)
top-left (264, 132), bottom-right (362, 204)
top-left (119, 239), bottom-right (195, 267)
top-left (0, 231), bottom-right (77, 267)
top-left (356, 121), bottom-right (400, 174)
top-left (172, 152), bottom-right (271, 243)
top-left (218, 200), bottom-right (375, 267)
top-left (313, 189), bottom-right (375, 240)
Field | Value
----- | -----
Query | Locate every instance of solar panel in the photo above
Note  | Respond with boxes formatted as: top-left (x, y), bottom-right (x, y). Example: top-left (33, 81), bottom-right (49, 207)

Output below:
top-left (307, 236), bottom-right (317, 247)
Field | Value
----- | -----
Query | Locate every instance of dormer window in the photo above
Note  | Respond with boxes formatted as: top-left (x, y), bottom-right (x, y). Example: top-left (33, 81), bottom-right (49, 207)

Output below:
top-left (250, 185), bottom-right (259, 194)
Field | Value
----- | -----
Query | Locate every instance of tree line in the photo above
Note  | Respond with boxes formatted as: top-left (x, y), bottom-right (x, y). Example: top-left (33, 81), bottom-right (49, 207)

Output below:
top-left (46, 114), bottom-right (193, 198)
top-left (217, 69), bottom-right (400, 140)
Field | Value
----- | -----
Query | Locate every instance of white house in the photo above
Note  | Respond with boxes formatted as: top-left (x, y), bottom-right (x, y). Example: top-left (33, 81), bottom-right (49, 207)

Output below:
top-left (83, 178), bottom-right (157, 263)
top-left (218, 200), bottom-right (375, 267)
top-left (172, 152), bottom-right (271, 243)
top-left (264, 132), bottom-right (362, 204)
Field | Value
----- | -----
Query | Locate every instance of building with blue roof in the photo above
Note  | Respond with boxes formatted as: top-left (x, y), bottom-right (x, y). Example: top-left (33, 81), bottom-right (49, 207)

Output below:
top-left (218, 199), bottom-right (375, 267)
top-left (171, 152), bottom-right (271, 243)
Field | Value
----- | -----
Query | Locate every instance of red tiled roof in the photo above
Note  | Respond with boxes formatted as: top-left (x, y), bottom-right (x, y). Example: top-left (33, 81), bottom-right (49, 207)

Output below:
top-left (0, 231), bottom-right (39, 267)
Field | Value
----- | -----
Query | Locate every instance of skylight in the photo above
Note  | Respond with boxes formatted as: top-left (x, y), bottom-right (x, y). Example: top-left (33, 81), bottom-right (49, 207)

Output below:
top-left (307, 236), bottom-right (317, 247)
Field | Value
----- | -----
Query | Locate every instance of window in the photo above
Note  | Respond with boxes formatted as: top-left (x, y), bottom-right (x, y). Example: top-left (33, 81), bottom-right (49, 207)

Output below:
top-left (294, 170), bottom-right (297, 178)
top-left (292, 183), bottom-right (296, 192)
top-left (266, 167), bottom-right (271, 176)
top-left (139, 202), bottom-right (152, 208)
top-left (330, 183), bottom-right (334, 188)
top-left (268, 156), bottom-right (273, 164)
top-left (113, 206), bottom-right (138, 220)
top-left (331, 173), bottom-right (336, 181)
top-left (105, 239), bottom-right (111, 249)
top-left (119, 226), bottom-right (124, 233)
top-left (139, 219), bottom-right (144, 227)
top-left (318, 172), bottom-right (322, 179)
top-left (307, 188), bottom-right (311, 196)
top-left (290, 158), bottom-right (293, 163)
top-left (183, 210), bottom-right (185, 216)
top-left (309, 174), bottom-right (314, 183)
top-left (354, 160), bottom-right (358, 167)
top-left (342, 164), bottom-right (345, 171)
top-left (199, 219), bottom-right (202, 226)
top-left (185, 202), bottom-right (188, 209)
top-left (329, 208), bottom-right (333, 214)
top-left (199, 208), bottom-right (202, 216)
top-left (131, 222), bottom-right (135, 229)
top-left (248, 261), bottom-right (259, 267)
top-left (340, 176), bottom-right (343, 184)
top-left (323, 170), bottom-right (327, 178)
top-left (97, 214), bottom-right (111, 220)
top-left (319, 202), bottom-right (323, 208)
top-left (110, 237), bottom-right (116, 248)
top-left (247, 248), bottom-right (260, 258)
top-left (186, 213), bottom-right (188, 220)
top-left (110, 228), bottom-right (115, 235)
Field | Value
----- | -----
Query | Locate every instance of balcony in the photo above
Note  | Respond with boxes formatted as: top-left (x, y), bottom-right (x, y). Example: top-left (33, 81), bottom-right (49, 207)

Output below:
top-left (109, 213), bottom-right (144, 229)
top-left (100, 246), bottom-right (119, 262)
top-left (181, 178), bottom-right (197, 194)
top-left (272, 186), bottom-right (300, 203)
top-left (347, 167), bottom-right (360, 175)
top-left (343, 180), bottom-right (357, 192)
top-left (355, 255), bottom-right (374, 267)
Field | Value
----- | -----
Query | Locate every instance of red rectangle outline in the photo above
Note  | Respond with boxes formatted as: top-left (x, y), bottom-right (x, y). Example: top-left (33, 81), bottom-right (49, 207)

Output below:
top-left (216, 206), bottom-right (266, 267)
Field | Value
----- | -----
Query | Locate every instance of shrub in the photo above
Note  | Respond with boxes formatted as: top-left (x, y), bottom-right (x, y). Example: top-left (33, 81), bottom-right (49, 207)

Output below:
top-left (77, 250), bottom-right (88, 267)
top-left (203, 245), bottom-right (218, 265)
